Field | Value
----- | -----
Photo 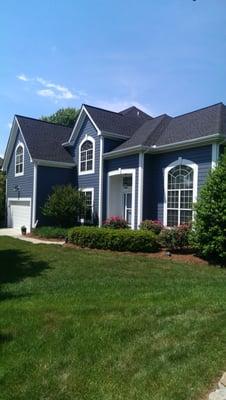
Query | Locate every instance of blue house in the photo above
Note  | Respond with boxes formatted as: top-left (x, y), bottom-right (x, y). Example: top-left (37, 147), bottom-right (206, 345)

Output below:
top-left (3, 102), bottom-right (226, 232)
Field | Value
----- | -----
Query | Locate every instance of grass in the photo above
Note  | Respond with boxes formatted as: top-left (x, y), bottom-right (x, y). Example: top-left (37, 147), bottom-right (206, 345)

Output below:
top-left (1, 238), bottom-right (226, 400)
top-left (32, 226), bottom-right (68, 239)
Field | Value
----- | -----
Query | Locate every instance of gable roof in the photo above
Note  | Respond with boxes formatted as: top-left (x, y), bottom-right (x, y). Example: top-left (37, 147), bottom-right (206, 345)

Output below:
top-left (16, 115), bottom-right (74, 163)
top-left (106, 102), bottom-right (226, 155)
top-left (83, 104), bottom-right (152, 137)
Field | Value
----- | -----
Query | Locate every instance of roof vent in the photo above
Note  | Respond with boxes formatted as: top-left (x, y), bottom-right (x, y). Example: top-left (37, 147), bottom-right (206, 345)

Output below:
top-left (137, 111), bottom-right (140, 116)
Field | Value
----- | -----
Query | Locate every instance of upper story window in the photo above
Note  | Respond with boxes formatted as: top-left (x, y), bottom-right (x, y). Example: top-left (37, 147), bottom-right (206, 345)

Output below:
top-left (15, 143), bottom-right (24, 176)
top-left (79, 136), bottom-right (95, 175)
top-left (164, 159), bottom-right (198, 227)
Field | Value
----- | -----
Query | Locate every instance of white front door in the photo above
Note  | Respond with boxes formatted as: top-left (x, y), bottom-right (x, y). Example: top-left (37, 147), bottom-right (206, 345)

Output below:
top-left (123, 191), bottom-right (132, 226)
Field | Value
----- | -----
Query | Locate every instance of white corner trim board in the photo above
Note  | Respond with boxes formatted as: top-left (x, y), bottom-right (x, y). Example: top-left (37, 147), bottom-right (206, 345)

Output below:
top-left (163, 158), bottom-right (198, 227)
top-left (211, 143), bottom-right (220, 169)
top-left (107, 168), bottom-right (136, 230)
top-left (32, 163), bottom-right (37, 228)
top-left (137, 153), bottom-right (144, 228)
top-left (98, 136), bottom-right (104, 226)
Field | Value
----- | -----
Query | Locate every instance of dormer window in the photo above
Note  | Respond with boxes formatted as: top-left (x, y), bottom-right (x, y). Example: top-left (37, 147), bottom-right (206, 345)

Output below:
top-left (15, 143), bottom-right (24, 176)
top-left (79, 136), bottom-right (95, 175)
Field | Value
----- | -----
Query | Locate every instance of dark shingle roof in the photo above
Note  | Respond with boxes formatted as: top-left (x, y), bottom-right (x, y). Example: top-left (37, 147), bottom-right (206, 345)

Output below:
top-left (108, 102), bottom-right (226, 153)
top-left (16, 115), bottom-right (74, 163)
top-left (0, 157), bottom-right (3, 169)
top-left (84, 104), bottom-right (152, 137)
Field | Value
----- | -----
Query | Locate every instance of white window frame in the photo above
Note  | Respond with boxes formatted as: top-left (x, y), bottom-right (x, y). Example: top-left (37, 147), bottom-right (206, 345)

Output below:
top-left (81, 187), bottom-right (94, 221)
top-left (163, 158), bottom-right (198, 227)
top-left (15, 142), bottom-right (25, 177)
top-left (78, 135), bottom-right (95, 175)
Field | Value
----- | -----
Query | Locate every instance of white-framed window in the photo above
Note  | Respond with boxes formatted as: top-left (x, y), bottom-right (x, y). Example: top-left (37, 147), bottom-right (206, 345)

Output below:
top-left (15, 143), bottom-right (24, 176)
top-left (78, 136), bottom-right (95, 175)
top-left (164, 159), bottom-right (198, 227)
top-left (81, 188), bottom-right (94, 221)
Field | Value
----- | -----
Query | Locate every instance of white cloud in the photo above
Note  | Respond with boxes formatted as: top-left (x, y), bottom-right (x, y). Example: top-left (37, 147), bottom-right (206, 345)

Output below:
top-left (17, 74), bottom-right (30, 82)
top-left (17, 73), bottom-right (78, 101)
top-left (7, 122), bottom-right (12, 129)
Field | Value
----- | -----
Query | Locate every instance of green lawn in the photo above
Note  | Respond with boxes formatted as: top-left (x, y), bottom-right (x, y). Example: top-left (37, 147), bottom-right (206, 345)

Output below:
top-left (1, 238), bottom-right (226, 400)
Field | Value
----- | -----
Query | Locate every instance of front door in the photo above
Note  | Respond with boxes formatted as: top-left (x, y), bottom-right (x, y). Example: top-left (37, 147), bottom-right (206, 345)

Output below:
top-left (123, 191), bottom-right (132, 226)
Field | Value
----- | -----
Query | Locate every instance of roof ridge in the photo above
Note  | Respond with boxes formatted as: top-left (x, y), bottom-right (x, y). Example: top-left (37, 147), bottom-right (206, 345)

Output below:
top-left (143, 115), bottom-right (172, 146)
top-left (173, 102), bottom-right (224, 120)
top-left (15, 114), bottom-right (72, 129)
top-left (83, 104), bottom-right (124, 116)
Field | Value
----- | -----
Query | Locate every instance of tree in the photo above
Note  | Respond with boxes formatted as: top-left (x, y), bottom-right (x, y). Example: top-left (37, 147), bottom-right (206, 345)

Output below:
top-left (0, 171), bottom-right (6, 227)
top-left (41, 108), bottom-right (80, 128)
top-left (42, 185), bottom-right (86, 227)
top-left (191, 152), bottom-right (226, 265)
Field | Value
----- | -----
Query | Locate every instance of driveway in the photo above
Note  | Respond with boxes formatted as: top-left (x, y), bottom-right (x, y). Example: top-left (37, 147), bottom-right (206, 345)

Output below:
top-left (0, 228), bottom-right (64, 245)
top-left (0, 228), bottom-right (21, 236)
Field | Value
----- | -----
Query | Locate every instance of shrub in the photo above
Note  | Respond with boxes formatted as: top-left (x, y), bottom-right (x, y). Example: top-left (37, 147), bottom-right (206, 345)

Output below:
top-left (68, 227), bottom-right (160, 253)
top-left (190, 152), bottom-right (226, 265)
top-left (159, 224), bottom-right (191, 252)
top-left (140, 219), bottom-right (163, 234)
top-left (103, 216), bottom-right (129, 229)
top-left (42, 185), bottom-right (86, 227)
top-left (32, 226), bottom-right (68, 240)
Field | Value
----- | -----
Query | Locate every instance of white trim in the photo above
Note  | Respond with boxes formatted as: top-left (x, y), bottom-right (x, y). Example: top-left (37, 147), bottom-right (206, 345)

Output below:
top-left (32, 163), bottom-right (37, 228)
top-left (98, 136), bottom-right (104, 226)
top-left (107, 168), bottom-right (136, 230)
top-left (33, 159), bottom-right (74, 168)
top-left (211, 143), bottom-right (220, 169)
top-left (137, 153), bottom-right (144, 228)
top-left (78, 135), bottom-right (95, 175)
top-left (80, 187), bottom-right (94, 221)
top-left (163, 158), bottom-right (198, 227)
top-left (15, 117), bottom-right (33, 162)
top-left (103, 133), bottom-right (223, 160)
top-left (102, 131), bottom-right (129, 140)
top-left (65, 105), bottom-right (101, 146)
top-left (7, 197), bottom-right (32, 232)
top-left (15, 142), bottom-right (25, 177)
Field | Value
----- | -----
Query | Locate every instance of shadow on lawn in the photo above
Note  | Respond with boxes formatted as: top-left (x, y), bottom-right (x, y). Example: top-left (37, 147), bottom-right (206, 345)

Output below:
top-left (0, 248), bottom-right (49, 299)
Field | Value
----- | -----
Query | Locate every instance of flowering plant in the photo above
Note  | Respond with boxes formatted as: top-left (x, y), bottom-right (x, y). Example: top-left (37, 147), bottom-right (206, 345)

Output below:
top-left (103, 216), bottom-right (129, 229)
top-left (140, 219), bottom-right (163, 234)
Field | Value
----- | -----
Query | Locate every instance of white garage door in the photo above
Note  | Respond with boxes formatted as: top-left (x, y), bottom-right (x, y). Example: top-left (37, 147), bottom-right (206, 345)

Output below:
top-left (8, 200), bottom-right (31, 232)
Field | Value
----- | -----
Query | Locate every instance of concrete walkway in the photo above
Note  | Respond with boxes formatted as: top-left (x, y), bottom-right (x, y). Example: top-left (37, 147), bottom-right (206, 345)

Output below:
top-left (0, 228), bottom-right (64, 245)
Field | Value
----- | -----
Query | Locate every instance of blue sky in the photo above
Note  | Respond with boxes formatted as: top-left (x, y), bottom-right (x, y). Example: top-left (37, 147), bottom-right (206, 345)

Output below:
top-left (1, 0), bottom-right (226, 156)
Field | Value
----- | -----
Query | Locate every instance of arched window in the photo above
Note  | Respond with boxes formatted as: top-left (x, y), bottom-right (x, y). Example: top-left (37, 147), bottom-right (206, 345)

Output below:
top-left (79, 137), bottom-right (94, 174)
top-left (165, 161), bottom-right (197, 227)
top-left (15, 144), bottom-right (24, 176)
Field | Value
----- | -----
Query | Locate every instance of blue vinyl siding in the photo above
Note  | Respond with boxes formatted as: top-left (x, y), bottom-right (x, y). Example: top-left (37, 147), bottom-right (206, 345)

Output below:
top-left (143, 145), bottom-right (212, 223)
top-left (72, 116), bottom-right (100, 216)
top-left (103, 154), bottom-right (139, 227)
top-left (104, 137), bottom-right (125, 153)
top-left (7, 129), bottom-right (34, 200)
top-left (36, 166), bottom-right (75, 225)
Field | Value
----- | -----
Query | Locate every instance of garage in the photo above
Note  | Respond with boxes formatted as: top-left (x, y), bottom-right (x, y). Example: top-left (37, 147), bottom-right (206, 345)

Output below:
top-left (8, 199), bottom-right (31, 232)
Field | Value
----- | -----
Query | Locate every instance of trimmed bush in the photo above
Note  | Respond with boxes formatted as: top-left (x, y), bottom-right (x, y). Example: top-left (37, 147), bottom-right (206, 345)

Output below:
top-left (42, 185), bottom-right (86, 227)
top-left (68, 226), bottom-right (160, 252)
top-left (32, 226), bottom-right (68, 240)
top-left (140, 219), bottom-right (163, 234)
top-left (103, 216), bottom-right (129, 229)
top-left (159, 224), bottom-right (191, 252)
top-left (190, 152), bottom-right (226, 265)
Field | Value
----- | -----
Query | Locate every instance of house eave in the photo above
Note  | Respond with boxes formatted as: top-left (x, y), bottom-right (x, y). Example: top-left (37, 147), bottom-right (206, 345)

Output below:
top-left (103, 133), bottom-right (224, 159)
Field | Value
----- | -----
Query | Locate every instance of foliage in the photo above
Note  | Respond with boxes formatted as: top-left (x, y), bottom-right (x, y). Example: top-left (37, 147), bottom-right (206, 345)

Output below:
top-left (140, 219), bottom-right (163, 234)
top-left (103, 215), bottom-right (129, 229)
top-left (159, 224), bottom-right (191, 252)
top-left (42, 107), bottom-right (80, 128)
top-left (2, 237), bottom-right (226, 400)
top-left (32, 226), bottom-right (68, 240)
top-left (0, 171), bottom-right (6, 227)
top-left (42, 185), bottom-right (86, 227)
top-left (190, 153), bottom-right (226, 265)
top-left (68, 226), bottom-right (160, 252)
